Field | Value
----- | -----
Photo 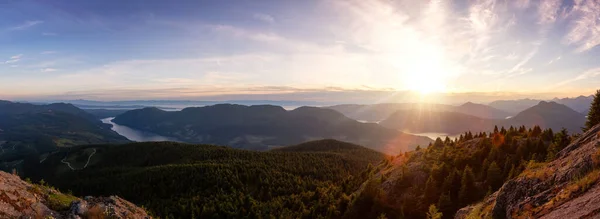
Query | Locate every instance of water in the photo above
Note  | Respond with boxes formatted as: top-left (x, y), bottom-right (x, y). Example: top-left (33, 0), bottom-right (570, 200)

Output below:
top-left (101, 117), bottom-right (178, 142)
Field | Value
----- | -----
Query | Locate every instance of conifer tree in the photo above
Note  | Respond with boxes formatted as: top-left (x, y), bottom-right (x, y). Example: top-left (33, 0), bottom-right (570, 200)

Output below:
top-left (459, 166), bottom-right (476, 205)
top-left (585, 89), bottom-right (600, 131)
top-left (486, 162), bottom-right (502, 190)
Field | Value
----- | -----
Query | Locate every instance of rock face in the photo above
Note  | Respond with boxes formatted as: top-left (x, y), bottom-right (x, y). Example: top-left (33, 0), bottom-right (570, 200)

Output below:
top-left (0, 171), bottom-right (150, 218)
top-left (455, 124), bottom-right (600, 219)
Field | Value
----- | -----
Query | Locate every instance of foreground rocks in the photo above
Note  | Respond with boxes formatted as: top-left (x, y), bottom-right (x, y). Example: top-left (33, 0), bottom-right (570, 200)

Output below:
top-left (0, 171), bottom-right (150, 218)
top-left (456, 124), bottom-right (600, 219)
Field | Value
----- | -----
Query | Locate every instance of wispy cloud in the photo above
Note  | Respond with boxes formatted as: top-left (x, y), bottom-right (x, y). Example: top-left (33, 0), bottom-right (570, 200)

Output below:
top-left (563, 0), bottom-right (600, 52)
top-left (555, 68), bottom-right (600, 87)
top-left (8, 20), bottom-right (43, 30)
top-left (41, 68), bottom-right (58, 72)
top-left (4, 54), bottom-right (22, 64)
top-left (252, 13), bottom-right (275, 24)
top-left (40, 51), bottom-right (57, 55)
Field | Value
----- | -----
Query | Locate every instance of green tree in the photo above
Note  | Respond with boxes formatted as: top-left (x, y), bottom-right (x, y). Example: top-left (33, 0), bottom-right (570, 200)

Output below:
top-left (424, 176), bottom-right (438, 206)
top-left (459, 166), bottom-right (476, 206)
top-left (585, 90), bottom-right (600, 131)
top-left (427, 204), bottom-right (443, 219)
top-left (486, 162), bottom-right (502, 190)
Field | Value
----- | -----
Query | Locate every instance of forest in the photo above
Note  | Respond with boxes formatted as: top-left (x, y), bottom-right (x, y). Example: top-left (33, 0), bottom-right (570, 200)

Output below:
top-left (22, 139), bottom-right (386, 218)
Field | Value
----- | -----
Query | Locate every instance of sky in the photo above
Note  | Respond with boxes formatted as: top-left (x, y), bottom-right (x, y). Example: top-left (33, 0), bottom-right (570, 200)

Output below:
top-left (0, 0), bottom-right (599, 102)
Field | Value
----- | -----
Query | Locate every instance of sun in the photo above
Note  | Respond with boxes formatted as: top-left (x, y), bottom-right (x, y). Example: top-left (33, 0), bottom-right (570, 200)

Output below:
top-left (403, 61), bottom-right (449, 94)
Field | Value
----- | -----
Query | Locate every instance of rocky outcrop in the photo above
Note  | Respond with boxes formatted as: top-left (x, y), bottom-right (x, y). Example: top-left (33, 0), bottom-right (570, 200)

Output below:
top-left (0, 171), bottom-right (150, 218)
top-left (455, 124), bottom-right (600, 219)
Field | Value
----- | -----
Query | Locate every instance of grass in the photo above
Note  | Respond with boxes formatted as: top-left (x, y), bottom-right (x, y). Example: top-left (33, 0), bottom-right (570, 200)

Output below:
top-left (517, 169), bottom-right (600, 218)
top-left (46, 191), bottom-right (78, 211)
top-left (519, 161), bottom-right (552, 180)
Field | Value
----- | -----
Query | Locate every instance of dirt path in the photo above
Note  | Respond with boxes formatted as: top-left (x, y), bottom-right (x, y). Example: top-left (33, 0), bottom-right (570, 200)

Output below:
top-left (61, 148), bottom-right (97, 170)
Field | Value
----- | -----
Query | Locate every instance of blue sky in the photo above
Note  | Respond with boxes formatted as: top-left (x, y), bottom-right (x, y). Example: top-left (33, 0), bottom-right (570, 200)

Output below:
top-left (1, 0), bottom-right (599, 101)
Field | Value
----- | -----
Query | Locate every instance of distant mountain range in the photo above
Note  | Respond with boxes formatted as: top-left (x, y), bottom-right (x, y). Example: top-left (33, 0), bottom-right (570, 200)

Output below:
top-left (326, 102), bottom-right (511, 122)
top-left (489, 95), bottom-right (593, 114)
top-left (112, 104), bottom-right (432, 153)
top-left (379, 101), bottom-right (586, 134)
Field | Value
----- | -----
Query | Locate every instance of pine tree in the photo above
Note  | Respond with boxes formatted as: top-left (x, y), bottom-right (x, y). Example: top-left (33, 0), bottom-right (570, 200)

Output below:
top-left (436, 193), bottom-right (452, 216)
top-left (424, 176), bottom-right (438, 206)
top-left (486, 162), bottom-right (502, 191)
top-left (585, 89), bottom-right (600, 131)
top-left (459, 166), bottom-right (476, 206)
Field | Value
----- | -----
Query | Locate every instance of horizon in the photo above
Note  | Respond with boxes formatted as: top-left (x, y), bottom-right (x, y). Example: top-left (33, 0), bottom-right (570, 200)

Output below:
top-left (2, 0), bottom-right (600, 101)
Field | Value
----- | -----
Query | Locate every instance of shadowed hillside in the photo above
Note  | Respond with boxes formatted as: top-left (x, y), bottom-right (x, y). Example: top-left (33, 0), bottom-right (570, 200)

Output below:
top-left (22, 140), bottom-right (386, 218)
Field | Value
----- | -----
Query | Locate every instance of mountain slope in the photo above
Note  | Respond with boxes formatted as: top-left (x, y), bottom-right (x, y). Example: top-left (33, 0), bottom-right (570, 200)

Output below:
top-left (0, 101), bottom-right (129, 162)
top-left (0, 171), bottom-right (149, 218)
top-left (455, 102), bottom-right (512, 119)
top-left (326, 102), bottom-right (510, 123)
top-left (379, 110), bottom-right (495, 134)
top-left (343, 125), bottom-right (564, 218)
top-left (22, 140), bottom-right (386, 218)
top-left (456, 124), bottom-right (600, 219)
top-left (507, 101), bottom-right (586, 133)
top-left (113, 104), bottom-right (432, 153)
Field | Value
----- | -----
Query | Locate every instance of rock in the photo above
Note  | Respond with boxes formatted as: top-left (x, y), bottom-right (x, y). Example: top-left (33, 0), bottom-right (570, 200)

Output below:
top-left (0, 170), bottom-right (151, 218)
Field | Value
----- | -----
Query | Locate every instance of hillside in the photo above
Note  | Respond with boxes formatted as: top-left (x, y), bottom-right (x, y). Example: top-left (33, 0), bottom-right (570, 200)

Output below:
top-left (508, 101), bottom-right (586, 134)
top-left (343, 125), bottom-right (571, 218)
top-left (112, 104), bottom-right (432, 153)
top-left (22, 140), bottom-right (386, 218)
top-left (456, 124), bottom-right (600, 218)
top-left (455, 102), bottom-right (512, 119)
top-left (0, 171), bottom-right (149, 218)
top-left (0, 101), bottom-right (129, 163)
top-left (379, 101), bottom-right (586, 135)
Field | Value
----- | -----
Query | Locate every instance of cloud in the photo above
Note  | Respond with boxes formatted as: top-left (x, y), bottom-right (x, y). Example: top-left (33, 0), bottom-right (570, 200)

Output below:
top-left (556, 68), bottom-right (600, 87)
top-left (40, 51), bottom-right (57, 55)
top-left (10, 54), bottom-right (23, 59)
top-left (4, 59), bottom-right (19, 64)
top-left (42, 32), bottom-right (57, 36)
top-left (563, 0), bottom-right (600, 52)
top-left (538, 0), bottom-right (561, 25)
top-left (253, 13), bottom-right (275, 24)
top-left (8, 20), bottom-right (43, 30)
top-left (41, 68), bottom-right (58, 72)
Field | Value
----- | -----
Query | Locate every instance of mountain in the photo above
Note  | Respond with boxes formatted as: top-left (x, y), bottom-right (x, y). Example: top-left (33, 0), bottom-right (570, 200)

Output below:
top-left (456, 124), bottom-right (600, 218)
top-left (83, 108), bottom-right (130, 118)
top-left (553, 95), bottom-right (594, 114)
top-left (489, 96), bottom-right (594, 114)
top-left (488, 98), bottom-right (542, 113)
top-left (454, 102), bottom-right (512, 119)
top-left (508, 101), bottom-right (586, 133)
top-left (379, 101), bottom-right (586, 135)
top-left (379, 110), bottom-right (495, 135)
top-left (326, 102), bottom-right (509, 123)
top-left (20, 140), bottom-right (386, 218)
top-left (112, 104), bottom-right (432, 153)
top-left (0, 100), bottom-right (129, 162)
top-left (325, 103), bottom-right (454, 122)
top-left (0, 171), bottom-right (149, 218)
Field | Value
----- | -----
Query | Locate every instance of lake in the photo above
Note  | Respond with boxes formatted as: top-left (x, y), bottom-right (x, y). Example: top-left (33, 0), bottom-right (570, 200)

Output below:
top-left (101, 117), bottom-right (178, 142)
